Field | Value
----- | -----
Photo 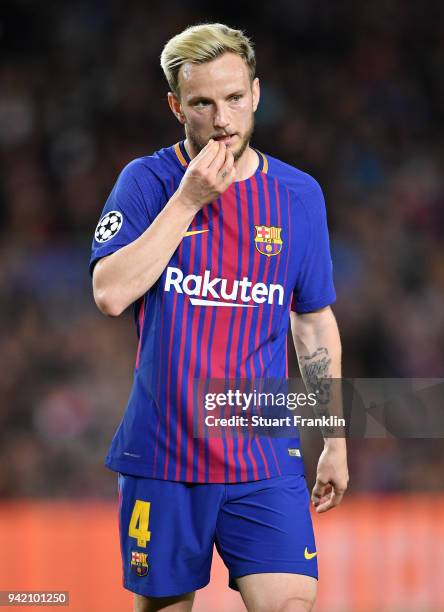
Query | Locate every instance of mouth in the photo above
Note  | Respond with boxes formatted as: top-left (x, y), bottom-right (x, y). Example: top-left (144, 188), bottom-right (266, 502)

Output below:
top-left (213, 134), bottom-right (236, 144)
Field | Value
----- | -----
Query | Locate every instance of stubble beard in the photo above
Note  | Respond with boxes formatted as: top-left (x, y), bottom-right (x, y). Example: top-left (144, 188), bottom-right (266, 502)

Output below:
top-left (186, 113), bottom-right (255, 162)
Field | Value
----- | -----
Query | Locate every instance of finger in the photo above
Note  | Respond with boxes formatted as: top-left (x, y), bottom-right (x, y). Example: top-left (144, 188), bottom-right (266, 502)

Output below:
top-left (312, 483), bottom-right (332, 510)
top-left (315, 500), bottom-right (334, 513)
top-left (191, 139), bottom-right (218, 166)
top-left (312, 479), bottom-right (328, 500)
top-left (315, 489), bottom-right (344, 513)
top-left (312, 491), bottom-right (328, 508)
top-left (218, 147), bottom-right (235, 181)
top-left (207, 141), bottom-right (227, 172)
top-left (317, 484), bottom-right (346, 512)
top-left (311, 490), bottom-right (323, 505)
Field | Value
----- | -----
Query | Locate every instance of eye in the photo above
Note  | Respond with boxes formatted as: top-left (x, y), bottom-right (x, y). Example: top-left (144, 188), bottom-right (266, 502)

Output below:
top-left (230, 94), bottom-right (242, 102)
top-left (194, 100), bottom-right (210, 108)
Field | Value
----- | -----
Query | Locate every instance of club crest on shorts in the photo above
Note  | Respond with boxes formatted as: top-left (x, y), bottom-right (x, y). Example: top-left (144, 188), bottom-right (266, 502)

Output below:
top-left (95, 210), bottom-right (123, 243)
top-left (130, 550), bottom-right (149, 577)
top-left (254, 225), bottom-right (283, 257)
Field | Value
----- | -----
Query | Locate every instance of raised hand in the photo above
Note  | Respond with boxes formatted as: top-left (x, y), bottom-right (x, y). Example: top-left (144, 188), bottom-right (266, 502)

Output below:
top-left (176, 139), bottom-right (236, 211)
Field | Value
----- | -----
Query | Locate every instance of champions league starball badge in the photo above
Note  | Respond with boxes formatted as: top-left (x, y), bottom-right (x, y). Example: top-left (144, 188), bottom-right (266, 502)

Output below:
top-left (95, 211), bottom-right (123, 243)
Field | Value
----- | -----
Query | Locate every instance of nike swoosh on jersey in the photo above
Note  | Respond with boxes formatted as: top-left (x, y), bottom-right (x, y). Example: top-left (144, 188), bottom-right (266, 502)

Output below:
top-left (304, 547), bottom-right (318, 560)
top-left (183, 229), bottom-right (209, 237)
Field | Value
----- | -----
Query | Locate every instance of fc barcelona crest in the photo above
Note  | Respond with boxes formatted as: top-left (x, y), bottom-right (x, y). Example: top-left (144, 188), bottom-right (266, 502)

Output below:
top-left (131, 550), bottom-right (149, 577)
top-left (254, 225), bottom-right (283, 257)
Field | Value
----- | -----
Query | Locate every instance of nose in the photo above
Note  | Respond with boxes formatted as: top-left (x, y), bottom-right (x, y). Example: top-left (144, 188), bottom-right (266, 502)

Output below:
top-left (213, 103), bottom-right (229, 130)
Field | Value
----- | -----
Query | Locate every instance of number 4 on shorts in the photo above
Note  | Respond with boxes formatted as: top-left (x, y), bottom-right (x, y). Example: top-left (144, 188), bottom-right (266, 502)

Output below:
top-left (128, 499), bottom-right (151, 547)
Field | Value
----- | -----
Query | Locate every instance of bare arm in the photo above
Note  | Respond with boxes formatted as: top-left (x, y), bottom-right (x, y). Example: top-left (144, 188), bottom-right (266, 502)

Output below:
top-left (93, 140), bottom-right (235, 316)
top-left (291, 306), bottom-right (349, 513)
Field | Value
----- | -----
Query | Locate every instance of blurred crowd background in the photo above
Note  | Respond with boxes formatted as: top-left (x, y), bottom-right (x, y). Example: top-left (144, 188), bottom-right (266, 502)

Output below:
top-left (1, 0), bottom-right (443, 497)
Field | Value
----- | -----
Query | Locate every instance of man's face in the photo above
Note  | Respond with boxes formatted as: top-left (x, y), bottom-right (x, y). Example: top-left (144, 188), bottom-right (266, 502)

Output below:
top-left (171, 52), bottom-right (260, 161)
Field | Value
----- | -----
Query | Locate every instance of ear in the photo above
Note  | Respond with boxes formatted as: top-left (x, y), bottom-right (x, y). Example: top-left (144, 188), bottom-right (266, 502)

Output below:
top-left (167, 92), bottom-right (186, 125)
top-left (252, 77), bottom-right (260, 112)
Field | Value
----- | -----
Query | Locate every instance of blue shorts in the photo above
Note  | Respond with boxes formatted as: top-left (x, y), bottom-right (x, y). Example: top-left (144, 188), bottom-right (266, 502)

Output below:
top-left (118, 473), bottom-right (318, 598)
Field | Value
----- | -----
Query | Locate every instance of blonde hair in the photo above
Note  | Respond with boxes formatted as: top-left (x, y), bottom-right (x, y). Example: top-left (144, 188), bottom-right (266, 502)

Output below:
top-left (160, 23), bottom-right (256, 97)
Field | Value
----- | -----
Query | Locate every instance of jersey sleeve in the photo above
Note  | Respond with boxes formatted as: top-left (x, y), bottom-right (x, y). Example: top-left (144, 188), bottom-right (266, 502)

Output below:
top-left (89, 159), bottom-right (159, 275)
top-left (291, 180), bottom-right (336, 313)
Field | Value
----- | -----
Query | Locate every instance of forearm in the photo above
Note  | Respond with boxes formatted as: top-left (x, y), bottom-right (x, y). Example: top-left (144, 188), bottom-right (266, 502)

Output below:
top-left (93, 193), bottom-right (197, 316)
top-left (291, 307), bottom-right (345, 446)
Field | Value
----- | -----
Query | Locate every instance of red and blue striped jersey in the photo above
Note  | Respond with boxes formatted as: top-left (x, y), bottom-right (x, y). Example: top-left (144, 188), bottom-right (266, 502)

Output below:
top-left (90, 142), bottom-right (336, 483)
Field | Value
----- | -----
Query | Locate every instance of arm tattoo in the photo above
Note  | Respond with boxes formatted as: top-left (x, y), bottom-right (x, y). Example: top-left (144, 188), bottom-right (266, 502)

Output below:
top-left (298, 346), bottom-right (335, 434)
top-left (298, 347), bottom-right (332, 402)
